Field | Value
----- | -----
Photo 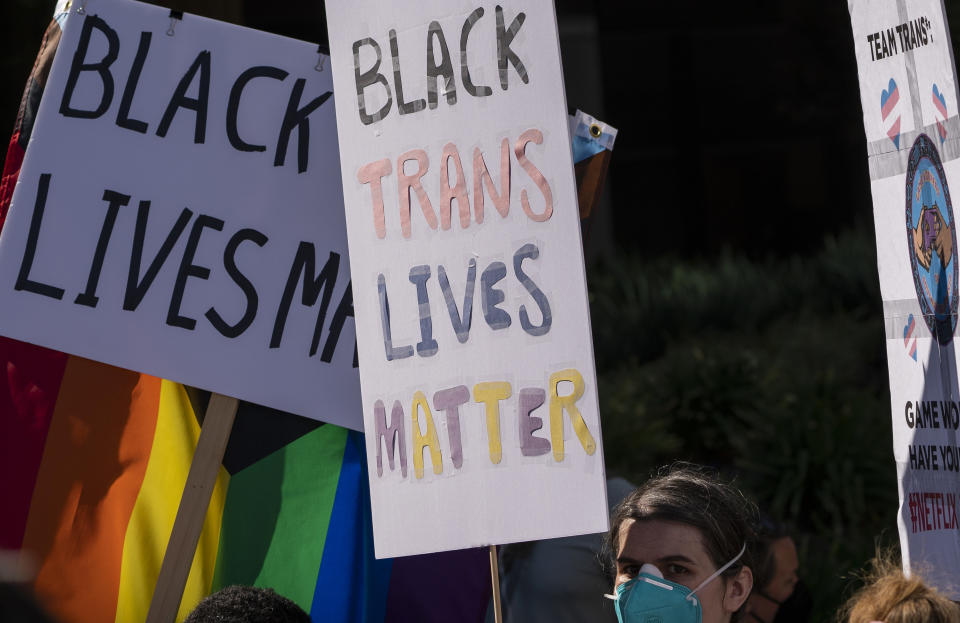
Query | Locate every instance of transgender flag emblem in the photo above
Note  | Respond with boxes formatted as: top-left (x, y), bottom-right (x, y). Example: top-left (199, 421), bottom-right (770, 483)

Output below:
top-left (933, 83), bottom-right (949, 145)
top-left (904, 313), bottom-right (918, 361)
top-left (881, 78), bottom-right (901, 149)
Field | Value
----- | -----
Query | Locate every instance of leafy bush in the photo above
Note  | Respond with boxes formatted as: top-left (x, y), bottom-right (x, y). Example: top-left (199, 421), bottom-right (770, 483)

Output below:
top-left (589, 225), bottom-right (897, 620)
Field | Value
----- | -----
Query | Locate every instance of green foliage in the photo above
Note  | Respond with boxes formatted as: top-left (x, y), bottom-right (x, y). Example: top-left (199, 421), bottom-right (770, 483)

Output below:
top-left (589, 226), bottom-right (897, 620)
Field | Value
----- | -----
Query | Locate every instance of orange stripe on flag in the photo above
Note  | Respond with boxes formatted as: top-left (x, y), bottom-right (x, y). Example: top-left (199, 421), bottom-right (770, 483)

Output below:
top-left (20, 358), bottom-right (161, 623)
top-left (114, 380), bottom-right (229, 623)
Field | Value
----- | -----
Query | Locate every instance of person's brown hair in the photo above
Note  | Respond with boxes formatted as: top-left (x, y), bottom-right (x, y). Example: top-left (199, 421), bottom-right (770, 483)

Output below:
top-left (606, 463), bottom-right (759, 622)
top-left (839, 551), bottom-right (960, 623)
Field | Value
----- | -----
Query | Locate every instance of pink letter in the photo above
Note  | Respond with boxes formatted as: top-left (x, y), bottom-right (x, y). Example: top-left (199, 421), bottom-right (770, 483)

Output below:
top-left (357, 158), bottom-right (392, 239)
top-left (397, 149), bottom-right (438, 238)
top-left (439, 142), bottom-right (471, 230)
top-left (472, 138), bottom-right (510, 223)
top-left (514, 129), bottom-right (552, 222)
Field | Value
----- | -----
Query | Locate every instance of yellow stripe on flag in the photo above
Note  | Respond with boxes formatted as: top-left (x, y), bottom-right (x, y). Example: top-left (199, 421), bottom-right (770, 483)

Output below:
top-left (114, 381), bottom-right (230, 623)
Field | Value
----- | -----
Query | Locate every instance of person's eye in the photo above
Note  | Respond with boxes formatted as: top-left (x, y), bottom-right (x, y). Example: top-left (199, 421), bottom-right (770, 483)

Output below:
top-left (666, 563), bottom-right (689, 576)
top-left (619, 564), bottom-right (640, 578)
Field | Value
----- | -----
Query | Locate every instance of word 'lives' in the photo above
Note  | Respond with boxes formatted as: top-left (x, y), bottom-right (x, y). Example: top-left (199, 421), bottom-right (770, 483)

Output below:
top-left (14, 174), bottom-right (356, 363)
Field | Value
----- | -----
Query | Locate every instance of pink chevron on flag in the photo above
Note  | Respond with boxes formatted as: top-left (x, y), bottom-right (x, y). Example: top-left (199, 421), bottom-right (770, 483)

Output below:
top-left (888, 117), bottom-right (902, 144)
top-left (882, 86), bottom-right (900, 118)
top-left (933, 84), bottom-right (948, 144)
top-left (881, 78), bottom-right (902, 149)
top-left (904, 314), bottom-right (918, 361)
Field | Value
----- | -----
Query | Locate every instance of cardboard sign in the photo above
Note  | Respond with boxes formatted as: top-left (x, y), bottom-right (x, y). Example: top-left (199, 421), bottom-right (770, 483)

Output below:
top-left (326, 0), bottom-right (608, 557)
top-left (0, 0), bottom-right (362, 429)
top-left (849, 0), bottom-right (960, 596)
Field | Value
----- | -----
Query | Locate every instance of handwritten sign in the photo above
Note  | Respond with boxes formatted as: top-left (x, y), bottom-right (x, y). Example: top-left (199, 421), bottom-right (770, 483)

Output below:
top-left (327, 0), bottom-right (609, 557)
top-left (849, 0), bottom-right (960, 596)
top-left (0, 0), bottom-right (362, 429)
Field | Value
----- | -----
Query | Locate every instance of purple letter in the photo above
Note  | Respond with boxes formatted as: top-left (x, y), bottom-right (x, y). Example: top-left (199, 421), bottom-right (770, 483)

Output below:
top-left (519, 388), bottom-right (550, 456)
top-left (433, 385), bottom-right (469, 469)
top-left (374, 399), bottom-right (407, 477)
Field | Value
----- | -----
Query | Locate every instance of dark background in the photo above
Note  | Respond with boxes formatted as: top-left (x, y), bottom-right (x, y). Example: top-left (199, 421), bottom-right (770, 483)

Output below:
top-left (3, 0), bottom-right (960, 619)
top-left (4, 1), bottom-right (956, 257)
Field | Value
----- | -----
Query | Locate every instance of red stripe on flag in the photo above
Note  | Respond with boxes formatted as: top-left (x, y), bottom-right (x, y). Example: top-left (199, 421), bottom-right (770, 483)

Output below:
top-left (0, 118), bottom-right (68, 550)
top-left (0, 337), bottom-right (67, 548)
top-left (0, 130), bottom-right (25, 233)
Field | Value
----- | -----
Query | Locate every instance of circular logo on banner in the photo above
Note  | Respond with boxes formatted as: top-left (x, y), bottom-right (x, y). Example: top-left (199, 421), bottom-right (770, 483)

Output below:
top-left (906, 133), bottom-right (958, 344)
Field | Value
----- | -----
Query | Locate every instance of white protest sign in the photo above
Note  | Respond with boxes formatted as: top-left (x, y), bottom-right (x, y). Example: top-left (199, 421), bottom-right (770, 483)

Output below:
top-left (849, 0), bottom-right (960, 595)
top-left (326, 0), bottom-right (609, 558)
top-left (0, 0), bottom-right (362, 429)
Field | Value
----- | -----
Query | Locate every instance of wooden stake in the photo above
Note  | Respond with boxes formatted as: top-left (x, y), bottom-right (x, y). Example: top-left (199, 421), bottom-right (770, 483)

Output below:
top-left (489, 544), bottom-right (503, 623)
top-left (145, 393), bottom-right (239, 623)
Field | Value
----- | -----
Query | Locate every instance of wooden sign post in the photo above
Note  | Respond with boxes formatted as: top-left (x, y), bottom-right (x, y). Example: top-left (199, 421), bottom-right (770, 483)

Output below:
top-left (145, 393), bottom-right (238, 623)
top-left (489, 545), bottom-right (504, 623)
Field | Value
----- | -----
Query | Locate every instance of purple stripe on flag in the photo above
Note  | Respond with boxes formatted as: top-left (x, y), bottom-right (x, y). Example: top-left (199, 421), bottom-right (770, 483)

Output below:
top-left (384, 547), bottom-right (492, 623)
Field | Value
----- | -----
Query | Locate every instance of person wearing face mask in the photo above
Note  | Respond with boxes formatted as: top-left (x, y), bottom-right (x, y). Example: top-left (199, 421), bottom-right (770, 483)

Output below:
top-left (744, 518), bottom-right (811, 623)
top-left (605, 463), bottom-right (759, 623)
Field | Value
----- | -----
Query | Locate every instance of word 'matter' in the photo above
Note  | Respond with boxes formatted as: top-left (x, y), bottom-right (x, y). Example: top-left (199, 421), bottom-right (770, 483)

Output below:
top-left (373, 368), bottom-right (597, 479)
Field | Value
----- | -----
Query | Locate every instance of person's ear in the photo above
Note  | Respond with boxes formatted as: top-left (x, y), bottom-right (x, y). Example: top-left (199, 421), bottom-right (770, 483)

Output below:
top-left (723, 565), bottom-right (754, 614)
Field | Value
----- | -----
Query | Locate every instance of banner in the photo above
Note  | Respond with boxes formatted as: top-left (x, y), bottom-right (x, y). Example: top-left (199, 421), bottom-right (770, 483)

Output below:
top-left (849, 0), bottom-right (960, 595)
top-left (326, 0), bottom-right (608, 557)
top-left (0, 0), bottom-right (361, 429)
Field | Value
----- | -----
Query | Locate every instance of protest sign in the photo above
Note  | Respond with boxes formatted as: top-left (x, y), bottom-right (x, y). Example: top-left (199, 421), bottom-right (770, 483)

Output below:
top-left (0, 0), bottom-right (361, 429)
top-left (326, 0), bottom-right (609, 557)
top-left (849, 0), bottom-right (960, 596)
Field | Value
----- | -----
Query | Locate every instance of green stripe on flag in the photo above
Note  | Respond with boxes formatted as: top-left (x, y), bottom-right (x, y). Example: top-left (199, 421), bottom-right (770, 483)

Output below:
top-left (212, 423), bottom-right (348, 609)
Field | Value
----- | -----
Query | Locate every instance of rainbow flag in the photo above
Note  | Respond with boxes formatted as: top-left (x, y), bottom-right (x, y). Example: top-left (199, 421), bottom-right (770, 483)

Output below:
top-left (1, 10), bottom-right (492, 623)
top-left (2, 357), bottom-right (492, 622)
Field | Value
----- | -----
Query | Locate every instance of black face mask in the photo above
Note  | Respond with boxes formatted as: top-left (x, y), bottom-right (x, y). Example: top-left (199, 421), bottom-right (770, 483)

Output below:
top-left (745, 580), bottom-right (813, 623)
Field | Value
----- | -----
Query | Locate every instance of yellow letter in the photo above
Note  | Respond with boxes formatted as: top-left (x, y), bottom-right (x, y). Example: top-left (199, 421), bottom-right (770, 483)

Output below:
top-left (411, 391), bottom-right (443, 478)
top-left (549, 369), bottom-right (596, 462)
top-left (473, 381), bottom-right (511, 464)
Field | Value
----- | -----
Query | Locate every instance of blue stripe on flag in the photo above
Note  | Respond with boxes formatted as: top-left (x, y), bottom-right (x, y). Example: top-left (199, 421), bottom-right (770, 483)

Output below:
top-left (311, 430), bottom-right (392, 623)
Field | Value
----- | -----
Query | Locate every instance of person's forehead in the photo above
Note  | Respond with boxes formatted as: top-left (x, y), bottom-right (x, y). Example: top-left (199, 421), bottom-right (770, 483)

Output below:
top-left (617, 518), bottom-right (710, 562)
top-left (771, 537), bottom-right (798, 569)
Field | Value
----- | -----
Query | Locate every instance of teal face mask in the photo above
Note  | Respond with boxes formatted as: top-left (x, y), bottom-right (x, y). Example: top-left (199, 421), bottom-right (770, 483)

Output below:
top-left (610, 543), bottom-right (746, 623)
